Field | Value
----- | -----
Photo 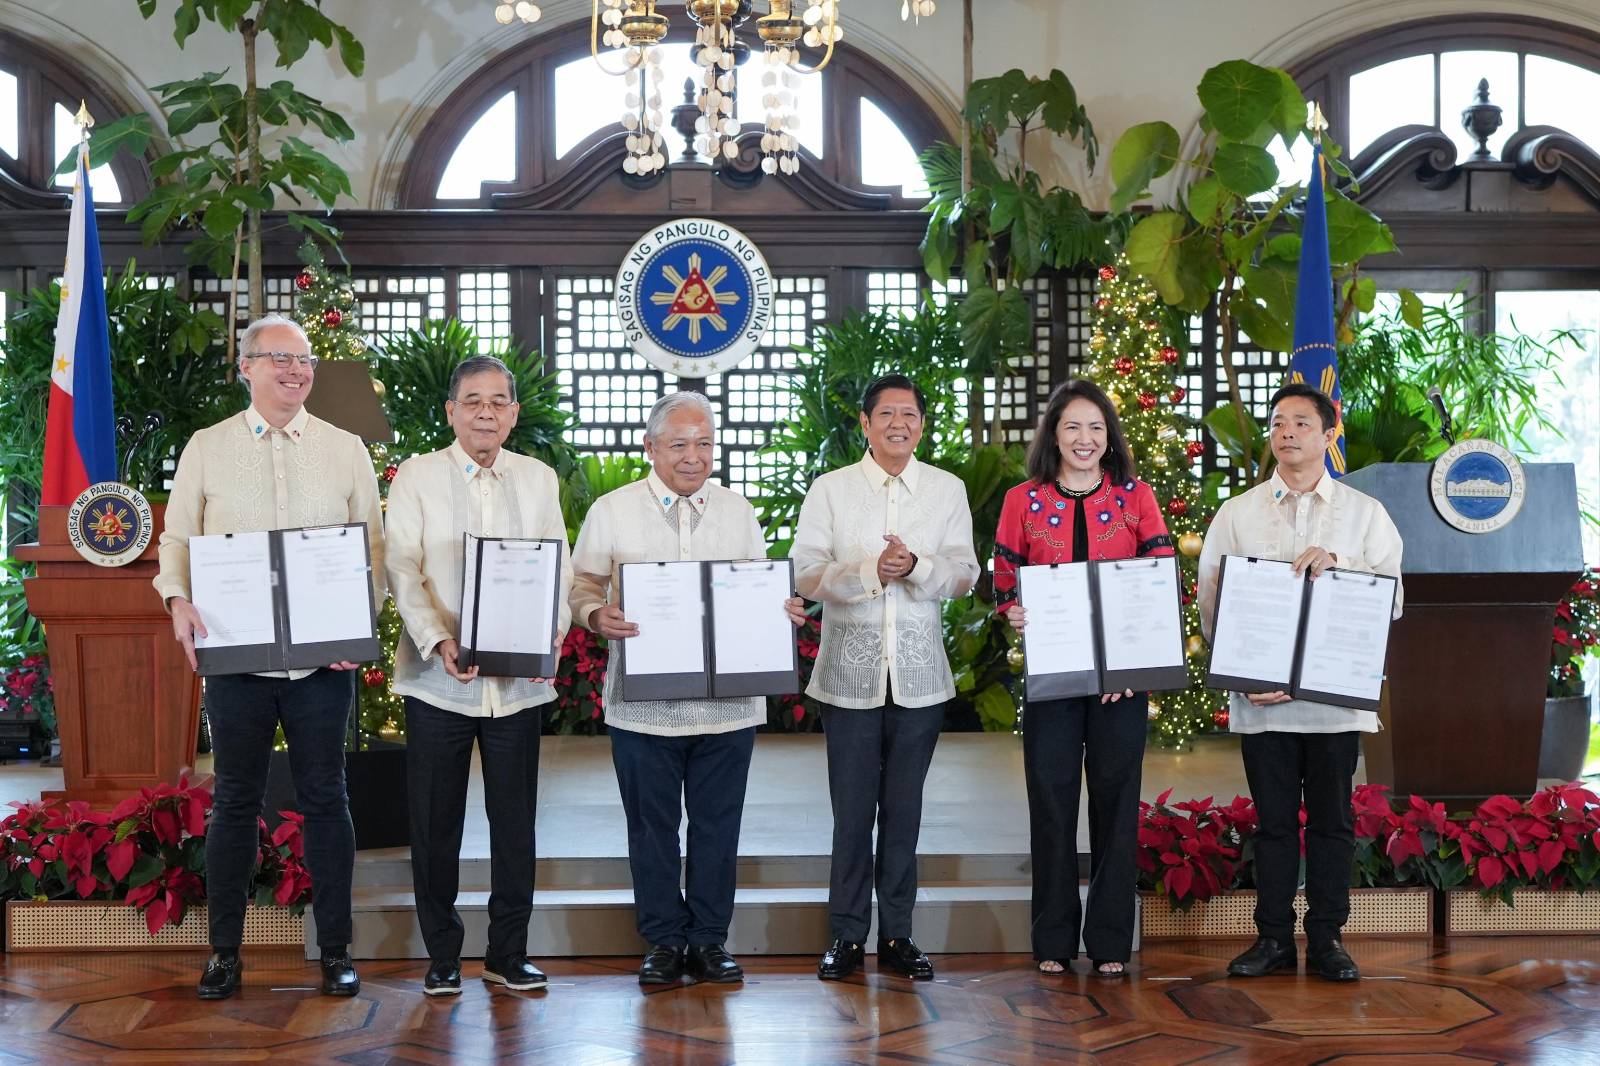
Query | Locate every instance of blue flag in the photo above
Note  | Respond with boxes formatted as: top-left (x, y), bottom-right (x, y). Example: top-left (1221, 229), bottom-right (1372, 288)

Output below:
top-left (1288, 143), bottom-right (1345, 477)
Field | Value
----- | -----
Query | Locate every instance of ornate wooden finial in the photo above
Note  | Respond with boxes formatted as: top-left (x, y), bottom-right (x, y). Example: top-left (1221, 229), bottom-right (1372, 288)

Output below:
top-left (1308, 101), bottom-right (1328, 144)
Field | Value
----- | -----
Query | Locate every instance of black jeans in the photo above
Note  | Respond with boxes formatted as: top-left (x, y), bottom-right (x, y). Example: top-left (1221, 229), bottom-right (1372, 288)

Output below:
top-left (404, 697), bottom-right (540, 964)
top-left (204, 669), bottom-right (355, 949)
top-left (1022, 694), bottom-right (1148, 963)
top-left (821, 700), bottom-right (944, 944)
top-left (609, 724), bottom-right (756, 948)
top-left (1241, 730), bottom-right (1361, 946)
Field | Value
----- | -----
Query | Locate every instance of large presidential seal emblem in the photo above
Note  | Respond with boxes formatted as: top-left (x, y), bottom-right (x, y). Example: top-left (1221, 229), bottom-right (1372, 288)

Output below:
top-left (1429, 439), bottom-right (1526, 534)
top-left (66, 481), bottom-right (154, 567)
top-left (615, 218), bottom-right (773, 377)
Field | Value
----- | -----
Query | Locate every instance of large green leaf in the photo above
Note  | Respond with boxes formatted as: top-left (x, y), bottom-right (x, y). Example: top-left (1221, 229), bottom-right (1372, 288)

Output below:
top-left (1213, 142), bottom-right (1277, 197)
top-left (958, 284), bottom-right (1032, 375)
top-left (1230, 293), bottom-right (1293, 352)
top-left (973, 681), bottom-right (1018, 732)
top-left (1326, 194), bottom-right (1395, 263)
top-left (1108, 121), bottom-right (1180, 212)
top-left (54, 114), bottom-right (155, 177)
top-left (919, 206), bottom-right (956, 283)
top-left (1197, 60), bottom-right (1283, 141)
top-left (1186, 175), bottom-right (1232, 226)
top-left (1124, 212), bottom-right (1190, 305)
top-left (1269, 69), bottom-right (1308, 143)
top-left (1203, 401), bottom-right (1266, 470)
top-left (1241, 260), bottom-right (1297, 325)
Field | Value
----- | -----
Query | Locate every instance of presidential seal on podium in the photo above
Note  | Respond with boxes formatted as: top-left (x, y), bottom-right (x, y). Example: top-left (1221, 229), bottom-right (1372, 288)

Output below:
top-left (1429, 438), bottom-right (1527, 534)
top-left (615, 218), bottom-right (773, 377)
top-left (65, 481), bottom-right (154, 567)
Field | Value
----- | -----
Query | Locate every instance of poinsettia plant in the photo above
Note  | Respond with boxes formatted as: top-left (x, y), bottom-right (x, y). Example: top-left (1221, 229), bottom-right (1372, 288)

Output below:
top-left (545, 626), bottom-right (609, 735)
top-left (1454, 784), bottom-right (1600, 903)
top-left (1135, 789), bottom-right (1257, 909)
top-left (1351, 783), bottom-right (1468, 891)
top-left (1551, 568), bottom-right (1600, 699)
top-left (1, 654), bottom-right (55, 737)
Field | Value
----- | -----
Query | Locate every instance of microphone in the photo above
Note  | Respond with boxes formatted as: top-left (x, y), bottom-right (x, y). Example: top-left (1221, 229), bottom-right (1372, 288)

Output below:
top-left (1427, 386), bottom-right (1456, 445)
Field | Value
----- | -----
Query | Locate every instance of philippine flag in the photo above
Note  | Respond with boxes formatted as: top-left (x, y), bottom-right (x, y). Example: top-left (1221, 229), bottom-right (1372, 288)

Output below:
top-left (41, 136), bottom-right (117, 505)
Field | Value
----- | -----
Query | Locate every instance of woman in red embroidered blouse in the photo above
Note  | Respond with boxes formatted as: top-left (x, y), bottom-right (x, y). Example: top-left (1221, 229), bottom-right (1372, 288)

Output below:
top-left (994, 379), bottom-right (1174, 978)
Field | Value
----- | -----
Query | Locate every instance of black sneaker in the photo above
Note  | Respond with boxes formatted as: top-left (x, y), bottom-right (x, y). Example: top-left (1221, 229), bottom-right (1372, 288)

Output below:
top-left (483, 956), bottom-right (548, 991)
top-left (424, 958), bottom-right (462, 996)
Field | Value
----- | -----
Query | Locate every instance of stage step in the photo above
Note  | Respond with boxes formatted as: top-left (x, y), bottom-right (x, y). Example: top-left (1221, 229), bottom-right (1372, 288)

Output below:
top-left (315, 882), bottom-right (1049, 960)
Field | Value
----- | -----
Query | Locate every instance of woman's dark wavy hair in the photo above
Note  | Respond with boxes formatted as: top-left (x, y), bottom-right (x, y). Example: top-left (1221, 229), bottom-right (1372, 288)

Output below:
top-left (1024, 379), bottom-right (1136, 486)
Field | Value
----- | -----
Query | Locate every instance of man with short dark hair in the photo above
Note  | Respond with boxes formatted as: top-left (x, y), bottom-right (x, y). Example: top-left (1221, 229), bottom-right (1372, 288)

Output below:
top-left (385, 354), bottom-right (573, 996)
top-left (156, 313), bottom-right (384, 1001)
top-left (1197, 382), bottom-right (1404, 982)
top-left (793, 374), bottom-right (980, 982)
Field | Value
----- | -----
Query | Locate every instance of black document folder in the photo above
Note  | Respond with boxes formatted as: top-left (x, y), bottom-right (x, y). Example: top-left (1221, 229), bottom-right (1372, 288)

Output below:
top-left (457, 534), bottom-right (564, 679)
top-left (618, 559), bottom-right (799, 702)
top-left (194, 523), bottom-right (380, 676)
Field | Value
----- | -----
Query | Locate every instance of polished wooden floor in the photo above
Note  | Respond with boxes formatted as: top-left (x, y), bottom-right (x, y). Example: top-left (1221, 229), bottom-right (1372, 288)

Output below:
top-left (3, 939), bottom-right (1599, 1064)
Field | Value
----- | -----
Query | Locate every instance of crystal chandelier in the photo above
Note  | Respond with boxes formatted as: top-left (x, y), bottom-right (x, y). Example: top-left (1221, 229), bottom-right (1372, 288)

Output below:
top-left (589, 0), bottom-right (846, 176)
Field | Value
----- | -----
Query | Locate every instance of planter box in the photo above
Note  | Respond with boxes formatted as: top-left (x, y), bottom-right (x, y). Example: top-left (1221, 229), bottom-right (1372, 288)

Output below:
top-left (1139, 887), bottom-right (1434, 940)
top-left (1445, 887), bottom-right (1600, 935)
top-left (4, 900), bottom-right (302, 952)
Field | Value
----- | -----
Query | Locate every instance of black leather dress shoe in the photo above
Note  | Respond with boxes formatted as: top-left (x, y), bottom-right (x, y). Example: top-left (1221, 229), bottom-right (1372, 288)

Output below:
top-left (1309, 939), bottom-right (1360, 981)
top-left (1227, 936), bottom-right (1297, 977)
top-left (685, 944), bottom-right (744, 983)
top-left (817, 939), bottom-right (864, 980)
top-left (424, 959), bottom-right (462, 996)
top-left (197, 951), bottom-right (243, 1000)
top-left (320, 949), bottom-right (361, 996)
top-left (638, 944), bottom-right (685, 985)
top-left (484, 956), bottom-right (548, 990)
top-left (877, 938), bottom-right (934, 980)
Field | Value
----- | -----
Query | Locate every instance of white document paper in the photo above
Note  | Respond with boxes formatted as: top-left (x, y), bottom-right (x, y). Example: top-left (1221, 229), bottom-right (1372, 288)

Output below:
top-left (190, 532), bottom-right (275, 649)
top-left (708, 561), bottom-right (794, 676)
top-left (1296, 570), bottom-right (1395, 702)
top-left (1098, 556), bottom-right (1185, 673)
top-left (621, 561), bottom-right (706, 676)
top-left (281, 525), bottom-right (375, 647)
top-left (1017, 564), bottom-right (1098, 679)
top-left (461, 536), bottom-right (560, 656)
top-left (1207, 556), bottom-right (1304, 688)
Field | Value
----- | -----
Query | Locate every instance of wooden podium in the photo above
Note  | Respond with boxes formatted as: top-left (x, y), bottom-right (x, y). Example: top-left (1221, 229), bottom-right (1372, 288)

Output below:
top-left (1343, 463), bottom-right (1584, 807)
top-left (17, 505), bottom-right (202, 805)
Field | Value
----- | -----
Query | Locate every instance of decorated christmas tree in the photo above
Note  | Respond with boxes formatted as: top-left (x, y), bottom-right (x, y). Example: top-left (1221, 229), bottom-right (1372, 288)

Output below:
top-left (1086, 255), bottom-right (1227, 745)
top-left (293, 240), bottom-right (406, 744)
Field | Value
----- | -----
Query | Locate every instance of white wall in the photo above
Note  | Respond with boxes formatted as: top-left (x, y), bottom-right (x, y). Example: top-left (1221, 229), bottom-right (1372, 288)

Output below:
top-left (6, 0), bottom-right (1600, 209)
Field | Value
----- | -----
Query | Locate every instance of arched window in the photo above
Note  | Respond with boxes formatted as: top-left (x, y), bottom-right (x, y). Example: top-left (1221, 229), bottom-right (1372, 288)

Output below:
top-left (0, 31), bottom-right (149, 207)
top-left (396, 11), bottom-right (945, 209)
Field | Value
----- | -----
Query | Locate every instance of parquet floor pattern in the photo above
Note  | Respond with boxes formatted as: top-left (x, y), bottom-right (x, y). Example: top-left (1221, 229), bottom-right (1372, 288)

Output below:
top-left (2, 938), bottom-right (1598, 1064)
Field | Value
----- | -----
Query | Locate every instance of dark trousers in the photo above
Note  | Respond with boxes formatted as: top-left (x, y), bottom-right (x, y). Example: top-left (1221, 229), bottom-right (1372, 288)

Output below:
top-left (204, 669), bottom-right (355, 949)
top-left (1241, 730), bottom-right (1361, 945)
top-left (821, 700), bottom-right (944, 944)
top-left (1022, 694), bottom-right (1148, 963)
top-left (404, 697), bottom-right (540, 964)
top-left (609, 724), bottom-right (756, 948)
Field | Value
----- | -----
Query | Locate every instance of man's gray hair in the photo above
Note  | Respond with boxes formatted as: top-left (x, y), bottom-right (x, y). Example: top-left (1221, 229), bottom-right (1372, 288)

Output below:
top-left (239, 313), bottom-right (310, 359)
top-left (645, 390), bottom-right (716, 441)
top-left (448, 355), bottom-right (518, 401)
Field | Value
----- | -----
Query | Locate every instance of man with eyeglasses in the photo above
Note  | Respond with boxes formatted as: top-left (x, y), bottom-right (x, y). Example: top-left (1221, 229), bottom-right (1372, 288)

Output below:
top-left (383, 355), bottom-right (572, 996)
top-left (155, 313), bottom-right (384, 1001)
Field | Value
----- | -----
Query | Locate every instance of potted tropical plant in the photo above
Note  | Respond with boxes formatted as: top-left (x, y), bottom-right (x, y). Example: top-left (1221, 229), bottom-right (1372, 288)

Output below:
top-left (1543, 569), bottom-right (1600, 782)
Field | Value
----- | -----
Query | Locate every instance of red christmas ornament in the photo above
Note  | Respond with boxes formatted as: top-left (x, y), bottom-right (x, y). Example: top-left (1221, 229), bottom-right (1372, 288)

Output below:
top-left (1142, 320), bottom-right (1159, 332)
top-left (1213, 708), bottom-right (1230, 728)
top-left (295, 271), bottom-right (314, 292)
top-left (1098, 265), bottom-right (1117, 281)
top-left (383, 464), bottom-right (398, 483)
top-left (1186, 440), bottom-right (1206, 459)
top-left (1166, 496), bottom-right (1189, 517)
top-left (1138, 391), bottom-right (1158, 411)
top-left (322, 308), bottom-right (343, 328)
top-left (1114, 357), bottom-right (1135, 376)
top-left (1169, 386), bottom-right (1187, 404)
top-left (1095, 297), bottom-right (1110, 311)
top-left (1159, 345), bottom-right (1180, 365)
top-left (363, 667), bottom-right (386, 688)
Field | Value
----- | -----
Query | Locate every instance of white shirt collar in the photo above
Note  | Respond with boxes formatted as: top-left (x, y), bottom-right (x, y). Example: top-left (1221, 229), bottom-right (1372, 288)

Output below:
top-left (859, 451), bottom-right (921, 494)
top-left (244, 405), bottom-right (310, 444)
top-left (645, 471), bottom-right (710, 515)
top-left (449, 440), bottom-right (506, 481)
top-left (1268, 468), bottom-right (1336, 506)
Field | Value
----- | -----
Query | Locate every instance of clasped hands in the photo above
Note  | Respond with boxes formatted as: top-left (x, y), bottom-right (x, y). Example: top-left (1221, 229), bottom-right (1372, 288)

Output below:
top-left (876, 534), bottom-right (915, 585)
top-left (1245, 544), bottom-right (1337, 706)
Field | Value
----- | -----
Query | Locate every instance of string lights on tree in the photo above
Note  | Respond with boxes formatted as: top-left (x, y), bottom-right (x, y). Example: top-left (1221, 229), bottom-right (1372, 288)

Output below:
top-left (1086, 254), bottom-right (1225, 747)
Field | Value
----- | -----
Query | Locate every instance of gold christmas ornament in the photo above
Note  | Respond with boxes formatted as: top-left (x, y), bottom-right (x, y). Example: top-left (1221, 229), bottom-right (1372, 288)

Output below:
top-left (1185, 634), bottom-right (1206, 657)
top-left (1006, 645), bottom-right (1025, 670)
top-left (371, 378), bottom-right (387, 398)
top-left (1147, 701), bottom-right (1161, 721)
top-left (1089, 334), bottom-right (1106, 350)
top-left (379, 718), bottom-right (402, 740)
top-left (1178, 531), bottom-right (1204, 557)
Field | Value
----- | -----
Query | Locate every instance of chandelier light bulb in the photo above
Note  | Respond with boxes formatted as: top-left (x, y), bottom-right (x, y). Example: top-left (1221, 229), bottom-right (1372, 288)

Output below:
top-left (514, 1), bottom-right (540, 22)
top-left (494, 3), bottom-right (514, 24)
